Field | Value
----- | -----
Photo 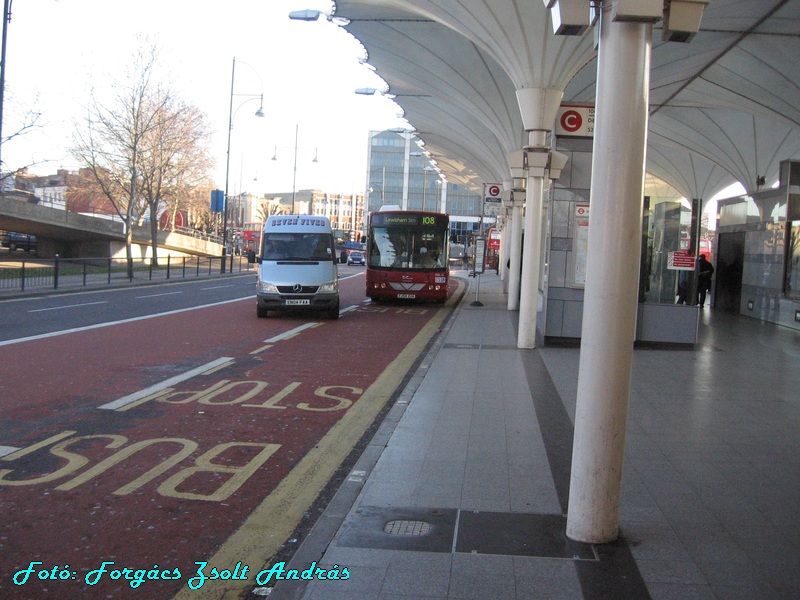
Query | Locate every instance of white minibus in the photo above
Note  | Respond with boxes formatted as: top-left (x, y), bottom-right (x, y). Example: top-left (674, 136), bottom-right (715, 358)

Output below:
top-left (256, 215), bottom-right (339, 319)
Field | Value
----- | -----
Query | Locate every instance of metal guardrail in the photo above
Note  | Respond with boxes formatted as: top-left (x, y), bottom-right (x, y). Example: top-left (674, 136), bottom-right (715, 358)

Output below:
top-left (171, 225), bottom-right (224, 245)
top-left (0, 254), bottom-right (255, 294)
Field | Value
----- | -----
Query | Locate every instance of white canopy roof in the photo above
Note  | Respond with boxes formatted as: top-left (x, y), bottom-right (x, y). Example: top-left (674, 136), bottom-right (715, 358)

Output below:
top-left (329, 0), bottom-right (800, 200)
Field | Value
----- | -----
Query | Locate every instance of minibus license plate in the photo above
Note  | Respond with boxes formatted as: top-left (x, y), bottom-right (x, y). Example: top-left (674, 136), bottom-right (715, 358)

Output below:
top-left (285, 299), bottom-right (310, 306)
top-left (397, 294), bottom-right (416, 299)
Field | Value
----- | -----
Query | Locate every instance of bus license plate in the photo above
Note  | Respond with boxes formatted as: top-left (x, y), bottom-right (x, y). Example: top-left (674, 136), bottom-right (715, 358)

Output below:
top-left (285, 299), bottom-right (310, 306)
top-left (397, 294), bottom-right (416, 299)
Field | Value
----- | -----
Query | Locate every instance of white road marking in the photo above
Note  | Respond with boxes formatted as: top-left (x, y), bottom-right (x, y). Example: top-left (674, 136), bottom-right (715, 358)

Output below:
top-left (136, 291), bottom-right (184, 299)
top-left (0, 446), bottom-right (20, 458)
top-left (98, 357), bottom-right (235, 410)
top-left (264, 323), bottom-right (320, 343)
top-left (0, 296), bottom-right (251, 347)
top-left (28, 301), bottom-right (108, 313)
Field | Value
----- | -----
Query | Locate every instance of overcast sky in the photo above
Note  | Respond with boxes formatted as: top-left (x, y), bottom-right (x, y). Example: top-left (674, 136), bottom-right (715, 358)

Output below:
top-left (2, 0), bottom-right (408, 195)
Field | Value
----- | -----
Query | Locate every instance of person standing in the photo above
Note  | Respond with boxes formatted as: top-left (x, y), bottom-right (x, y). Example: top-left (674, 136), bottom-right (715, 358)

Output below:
top-left (696, 254), bottom-right (714, 307)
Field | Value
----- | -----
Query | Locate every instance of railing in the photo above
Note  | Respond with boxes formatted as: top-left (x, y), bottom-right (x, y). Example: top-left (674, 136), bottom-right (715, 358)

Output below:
top-left (171, 226), bottom-right (224, 245)
top-left (0, 254), bottom-right (255, 294)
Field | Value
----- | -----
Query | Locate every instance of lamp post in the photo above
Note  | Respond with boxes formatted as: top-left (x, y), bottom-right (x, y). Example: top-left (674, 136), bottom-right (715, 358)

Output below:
top-left (222, 56), bottom-right (264, 272)
top-left (272, 123), bottom-right (318, 214)
top-left (368, 165), bottom-right (386, 207)
top-left (0, 0), bottom-right (12, 171)
top-left (422, 165), bottom-right (438, 212)
top-left (411, 150), bottom-right (437, 212)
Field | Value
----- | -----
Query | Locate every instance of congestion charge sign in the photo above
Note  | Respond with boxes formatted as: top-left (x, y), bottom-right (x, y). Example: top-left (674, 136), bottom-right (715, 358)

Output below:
top-left (484, 184), bottom-right (502, 217)
top-left (556, 105), bottom-right (595, 138)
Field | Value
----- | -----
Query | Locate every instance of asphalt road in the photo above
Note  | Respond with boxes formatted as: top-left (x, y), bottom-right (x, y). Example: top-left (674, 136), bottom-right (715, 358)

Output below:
top-left (0, 267), bottom-right (460, 599)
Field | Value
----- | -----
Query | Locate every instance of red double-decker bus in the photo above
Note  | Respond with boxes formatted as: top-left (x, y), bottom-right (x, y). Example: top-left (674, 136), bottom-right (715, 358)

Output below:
top-left (365, 208), bottom-right (451, 302)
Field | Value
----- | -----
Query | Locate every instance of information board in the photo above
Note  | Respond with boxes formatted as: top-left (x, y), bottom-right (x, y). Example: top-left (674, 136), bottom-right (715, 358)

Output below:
top-left (473, 237), bottom-right (486, 274)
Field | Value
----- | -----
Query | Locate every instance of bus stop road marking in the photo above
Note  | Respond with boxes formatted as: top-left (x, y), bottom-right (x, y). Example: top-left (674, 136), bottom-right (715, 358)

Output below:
top-left (170, 303), bottom-right (452, 600)
top-left (97, 357), bottom-right (235, 411)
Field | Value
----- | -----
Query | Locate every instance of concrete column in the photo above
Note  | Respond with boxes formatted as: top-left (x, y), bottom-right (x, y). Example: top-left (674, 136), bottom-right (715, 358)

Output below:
top-left (514, 87), bottom-right (562, 344)
top-left (498, 213), bottom-right (508, 282)
top-left (566, 11), bottom-right (652, 543)
top-left (506, 195), bottom-right (524, 310)
top-left (517, 131), bottom-right (547, 348)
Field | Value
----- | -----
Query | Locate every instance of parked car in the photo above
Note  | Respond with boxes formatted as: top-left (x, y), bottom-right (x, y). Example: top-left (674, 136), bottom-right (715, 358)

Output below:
top-left (0, 231), bottom-right (37, 253)
top-left (347, 250), bottom-right (366, 265)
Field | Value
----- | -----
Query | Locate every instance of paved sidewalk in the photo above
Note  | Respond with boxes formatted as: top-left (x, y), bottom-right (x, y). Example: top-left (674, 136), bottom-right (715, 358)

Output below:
top-left (264, 271), bottom-right (800, 600)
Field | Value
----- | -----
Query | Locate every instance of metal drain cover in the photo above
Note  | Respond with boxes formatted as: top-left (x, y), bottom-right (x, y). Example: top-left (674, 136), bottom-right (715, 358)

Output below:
top-left (384, 520), bottom-right (431, 536)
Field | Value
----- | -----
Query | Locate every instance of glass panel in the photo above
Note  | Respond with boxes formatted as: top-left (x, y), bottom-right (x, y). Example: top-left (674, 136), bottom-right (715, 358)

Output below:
top-left (786, 221), bottom-right (800, 300)
top-left (642, 201), bottom-right (683, 304)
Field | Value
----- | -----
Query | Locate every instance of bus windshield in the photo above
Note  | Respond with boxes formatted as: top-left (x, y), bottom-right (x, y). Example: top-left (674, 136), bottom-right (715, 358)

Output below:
top-left (369, 225), bottom-right (447, 269)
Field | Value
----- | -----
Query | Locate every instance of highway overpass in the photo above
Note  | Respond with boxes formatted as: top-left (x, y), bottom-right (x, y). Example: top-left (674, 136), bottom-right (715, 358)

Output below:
top-left (0, 193), bottom-right (222, 258)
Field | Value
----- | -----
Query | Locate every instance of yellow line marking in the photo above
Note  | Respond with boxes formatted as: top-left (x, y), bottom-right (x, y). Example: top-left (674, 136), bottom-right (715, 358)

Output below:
top-left (1, 431), bottom-right (76, 461)
top-left (249, 344), bottom-right (273, 355)
top-left (202, 359), bottom-right (235, 375)
top-left (115, 389), bottom-right (174, 412)
top-left (171, 303), bottom-right (452, 600)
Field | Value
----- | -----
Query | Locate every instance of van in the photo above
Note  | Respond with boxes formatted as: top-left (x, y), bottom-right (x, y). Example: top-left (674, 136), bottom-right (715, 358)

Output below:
top-left (256, 215), bottom-right (340, 319)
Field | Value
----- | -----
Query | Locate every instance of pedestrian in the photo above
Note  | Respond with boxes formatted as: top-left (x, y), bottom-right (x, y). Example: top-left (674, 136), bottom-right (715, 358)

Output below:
top-left (676, 263), bottom-right (692, 305)
top-left (696, 254), bottom-right (714, 307)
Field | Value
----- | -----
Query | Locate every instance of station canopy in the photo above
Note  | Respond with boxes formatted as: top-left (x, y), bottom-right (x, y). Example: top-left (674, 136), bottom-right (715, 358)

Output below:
top-left (326, 0), bottom-right (800, 202)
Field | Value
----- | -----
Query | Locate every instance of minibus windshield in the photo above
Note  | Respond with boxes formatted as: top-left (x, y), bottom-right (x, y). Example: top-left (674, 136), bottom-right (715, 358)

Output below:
top-left (262, 233), bottom-right (334, 261)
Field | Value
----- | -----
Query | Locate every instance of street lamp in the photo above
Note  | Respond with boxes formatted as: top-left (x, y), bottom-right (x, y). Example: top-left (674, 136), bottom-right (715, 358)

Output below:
top-left (271, 123), bottom-right (318, 214)
top-left (368, 165), bottom-right (386, 207)
top-left (288, 8), bottom-right (350, 26)
top-left (410, 150), bottom-right (438, 211)
top-left (0, 0), bottom-right (12, 171)
top-left (422, 166), bottom-right (439, 212)
top-left (222, 56), bottom-right (264, 272)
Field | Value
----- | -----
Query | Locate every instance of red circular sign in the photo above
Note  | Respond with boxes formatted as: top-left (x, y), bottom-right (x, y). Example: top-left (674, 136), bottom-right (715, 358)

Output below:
top-left (488, 185), bottom-right (501, 197)
top-left (560, 110), bottom-right (583, 133)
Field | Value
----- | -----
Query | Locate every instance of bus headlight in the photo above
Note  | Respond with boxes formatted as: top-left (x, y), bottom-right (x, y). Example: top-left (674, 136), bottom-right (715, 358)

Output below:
top-left (318, 281), bottom-right (338, 294)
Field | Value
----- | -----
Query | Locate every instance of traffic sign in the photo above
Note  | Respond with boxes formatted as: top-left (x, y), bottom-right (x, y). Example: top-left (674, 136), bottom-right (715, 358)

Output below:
top-left (484, 183), bottom-right (502, 216)
top-left (556, 105), bottom-right (595, 137)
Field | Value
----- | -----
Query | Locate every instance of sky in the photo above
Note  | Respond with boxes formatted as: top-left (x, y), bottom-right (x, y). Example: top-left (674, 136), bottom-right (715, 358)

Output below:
top-left (2, 0), bottom-right (408, 196)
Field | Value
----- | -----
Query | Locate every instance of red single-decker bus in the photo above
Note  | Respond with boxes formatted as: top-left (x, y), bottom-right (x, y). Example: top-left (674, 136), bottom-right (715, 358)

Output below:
top-left (366, 209), bottom-right (451, 302)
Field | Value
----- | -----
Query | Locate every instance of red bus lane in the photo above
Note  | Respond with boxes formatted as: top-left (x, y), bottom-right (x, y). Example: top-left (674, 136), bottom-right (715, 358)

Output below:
top-left (0, 275), bottom-right (462, 599)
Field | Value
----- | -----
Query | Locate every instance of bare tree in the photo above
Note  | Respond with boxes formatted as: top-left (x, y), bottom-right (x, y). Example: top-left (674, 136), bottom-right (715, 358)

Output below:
top-left (71, 40), bottom-right (213, 275)
top-left (164, 178), bottom-right (216, 232)
top-left (0, 91), bottom-right (43, 186)
top-left (138, 94), bottom-right (213, 265)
